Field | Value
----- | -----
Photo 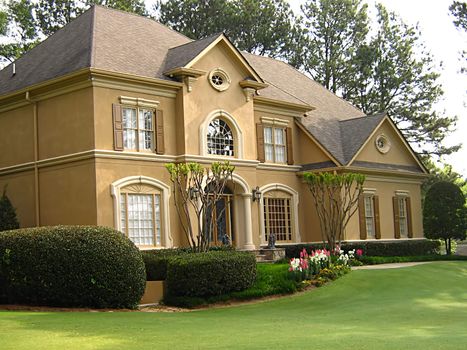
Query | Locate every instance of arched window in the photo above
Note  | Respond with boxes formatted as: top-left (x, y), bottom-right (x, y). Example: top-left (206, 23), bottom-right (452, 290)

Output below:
top-left (111, 176), bottom-right (172, 248)
top-left (207, 118), bottom-right (235, 156)
top-left (259, 184), bottom-right (300, 245)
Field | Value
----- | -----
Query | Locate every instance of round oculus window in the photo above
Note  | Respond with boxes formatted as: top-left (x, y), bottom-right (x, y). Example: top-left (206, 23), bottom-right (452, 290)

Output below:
top-left (208, 68), bottom-right (231, 91)
top-left (375, 134), bottom-right (391, 154)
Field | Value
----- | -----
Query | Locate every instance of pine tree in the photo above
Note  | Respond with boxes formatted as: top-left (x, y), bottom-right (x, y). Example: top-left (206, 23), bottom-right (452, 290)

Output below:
top-left (0, 187), bottom-right (20, 232)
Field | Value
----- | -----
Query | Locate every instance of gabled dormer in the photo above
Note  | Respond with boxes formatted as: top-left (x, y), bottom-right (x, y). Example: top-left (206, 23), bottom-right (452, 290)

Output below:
top-left (164, 34), bottom-right (268, 159)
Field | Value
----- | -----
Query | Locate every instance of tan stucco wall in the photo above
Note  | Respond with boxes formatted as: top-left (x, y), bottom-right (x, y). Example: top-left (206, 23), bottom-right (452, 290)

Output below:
top-left (0, 171), bottom-right (36, 227)
top-left (93, 87), bottom-right (180, 155)
top-left (296, 128), bottom-right (333, 165)
top-left (39, 160), bottom-right (97, 226)
top-left (345, 177), bottom-right (424, 241)
top-left (0, 105), bottom-right (34, 168)
top-left (186, 41), bottom-right (257, 158)
top-left (38, 87), bottom-right (95, 159)
top-left (355, 120), bottom-right (420, 167)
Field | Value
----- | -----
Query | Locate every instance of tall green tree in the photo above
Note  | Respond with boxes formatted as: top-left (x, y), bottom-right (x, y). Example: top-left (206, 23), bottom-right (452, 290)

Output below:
top-left (300, 0), bottom-right (368, 93)
top-left (0, 0), bottom-right (147, 63)
top-left (343, 4), bottom-right (458, 157)
top-left (423, 181), bottom-right (467, 255)
top-left (450, 1), bottom-right (467, 72)
top-left (422, 159), bottom-right (467, 201)
top-left (0, 0), bottom-right (38, 64)
top-left (155, 0), bottom-right (303, 59)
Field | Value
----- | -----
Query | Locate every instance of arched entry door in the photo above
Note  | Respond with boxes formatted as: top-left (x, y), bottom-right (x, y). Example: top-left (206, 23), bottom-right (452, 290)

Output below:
top-left (205, 186), bottom-right (235, 246)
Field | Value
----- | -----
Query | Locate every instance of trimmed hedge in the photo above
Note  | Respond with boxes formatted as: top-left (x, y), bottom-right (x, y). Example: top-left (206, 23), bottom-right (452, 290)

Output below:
top-left (142, 245), bottom-right (236, 281)
top-left (165, 251), bottom-right (256, 298)
top-left (281, 240), bottom-right (440, 258)
top-left (141, 248), bottom-right (187, 281)
top-left (0, 226), bottom-right (146, 308)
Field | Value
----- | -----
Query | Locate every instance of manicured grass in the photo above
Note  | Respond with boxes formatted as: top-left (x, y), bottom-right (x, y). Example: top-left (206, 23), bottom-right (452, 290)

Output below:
top-left (1, 262), bottom-right (467, 349)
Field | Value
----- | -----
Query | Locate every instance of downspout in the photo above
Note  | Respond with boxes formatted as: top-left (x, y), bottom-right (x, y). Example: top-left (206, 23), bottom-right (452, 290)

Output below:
top-left (25, 91), bottom-right (40, 226)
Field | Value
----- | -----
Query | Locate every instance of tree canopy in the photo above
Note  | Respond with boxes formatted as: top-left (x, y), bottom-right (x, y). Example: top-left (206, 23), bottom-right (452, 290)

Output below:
top-left (155, 0), bottom-right (303, 59)
top-left (423, 181), bottom-right (467, 255)
top-left (300, 0), bottom-right (368, 94)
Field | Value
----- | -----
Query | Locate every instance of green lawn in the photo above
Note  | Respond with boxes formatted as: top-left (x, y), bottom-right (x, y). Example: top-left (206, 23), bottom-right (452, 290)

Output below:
top-left (1, 261), bottom-right (467, 350)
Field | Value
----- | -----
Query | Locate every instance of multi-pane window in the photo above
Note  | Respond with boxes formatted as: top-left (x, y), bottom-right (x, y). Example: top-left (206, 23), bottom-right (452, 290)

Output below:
top-left (264, 126), bottom-right (286, 163)
top-left (120, 193), bottom-right (161, 246)
top-left (398, 197), bottom-right (408, 237)
top-left (207, 119), bottom-right (234, 156)
top-left (122, 107), bottom-right (154, 151)
top-left (364, 195), bottom-right (375, 238)
top-left (263, 196), bottom-right (293, 243)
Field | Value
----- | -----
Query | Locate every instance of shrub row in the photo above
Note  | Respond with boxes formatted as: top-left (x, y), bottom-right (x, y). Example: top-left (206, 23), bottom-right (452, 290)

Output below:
top-left (281, 239), bottom-right (440, 258)
top-left (0, 226), bottom-right (146, 309)
top-left (141, 245), bottom-right (235, 281)
top-left (165, 251), bottom-right (256, 298)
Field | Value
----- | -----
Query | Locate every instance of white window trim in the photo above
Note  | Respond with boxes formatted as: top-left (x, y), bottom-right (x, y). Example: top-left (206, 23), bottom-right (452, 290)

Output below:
top-left (121, 106), bottom-right (156, 152)
top-left (199, 109), bottom-right (243, 158)
top-left (263, 125), bottom-right (287, 164)
top-left (110, 176), bottom-right (173, 248)
top-left (258, 183), bottom-right (300, 245)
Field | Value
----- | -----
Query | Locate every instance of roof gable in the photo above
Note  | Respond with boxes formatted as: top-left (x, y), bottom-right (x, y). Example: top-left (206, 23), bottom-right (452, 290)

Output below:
top-left (340, 113), bottom-right (387, 164)
top-left (350, 117), bottom-right (427, 173)
top-left (165, 34), bottom-right (263, 82)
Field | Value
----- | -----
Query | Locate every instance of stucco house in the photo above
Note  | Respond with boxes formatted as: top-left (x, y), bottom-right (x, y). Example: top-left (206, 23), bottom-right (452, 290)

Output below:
top-left (0, 6), bottom-right (428, 250)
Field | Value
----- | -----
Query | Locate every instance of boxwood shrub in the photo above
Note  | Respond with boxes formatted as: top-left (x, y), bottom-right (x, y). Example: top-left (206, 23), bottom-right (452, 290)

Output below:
top-left (141, 248), bottom-right (188, 281)
top-left (142, 245), bottom-right (236, 281)
top-left (166, 251), bottom-right (256, 298)
top-left (0, 225), bottom-right (146, 308)
top-left (281, 239), bottom-right (440, 258)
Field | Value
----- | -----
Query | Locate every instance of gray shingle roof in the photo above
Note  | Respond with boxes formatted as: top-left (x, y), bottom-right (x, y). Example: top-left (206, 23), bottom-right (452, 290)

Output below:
top-left (163, 33), bottom-right (222, 73)
top-left (0, 5), bottom-right (191, 96)
top-left (340, 113), bottom-right (387, 163)
top-left (297, 113), bottom-right (387, 165)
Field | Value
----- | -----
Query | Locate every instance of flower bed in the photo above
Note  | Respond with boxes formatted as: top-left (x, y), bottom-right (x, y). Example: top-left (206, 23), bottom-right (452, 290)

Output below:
top-left (288, 247), bottom-right (362, 286)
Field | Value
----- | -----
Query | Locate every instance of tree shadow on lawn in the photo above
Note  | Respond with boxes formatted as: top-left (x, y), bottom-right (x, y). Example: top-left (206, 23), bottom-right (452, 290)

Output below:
top-left (1, 262), bottom-right (466, 350)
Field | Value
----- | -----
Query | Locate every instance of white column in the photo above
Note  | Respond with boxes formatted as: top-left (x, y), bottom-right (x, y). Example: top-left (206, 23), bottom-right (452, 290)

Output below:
top-left (241, 193), bottom-right (255, 250)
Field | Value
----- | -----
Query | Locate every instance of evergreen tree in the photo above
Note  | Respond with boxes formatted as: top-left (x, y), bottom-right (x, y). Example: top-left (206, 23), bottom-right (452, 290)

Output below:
top-left (0, 187), bottom-right (20, 232)
top-left (300, 0), bottom-right (368, 93)
top-left (155, 0), bottom-right (303, 59)
top-left (423, 181), bottom-right (467, 255)
top-left (343, 4), bottom-right (458, 157)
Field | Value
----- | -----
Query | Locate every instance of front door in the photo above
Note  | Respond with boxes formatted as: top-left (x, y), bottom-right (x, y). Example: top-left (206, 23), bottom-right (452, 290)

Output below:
top-left (206, 188), bottom-right (234, 246)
